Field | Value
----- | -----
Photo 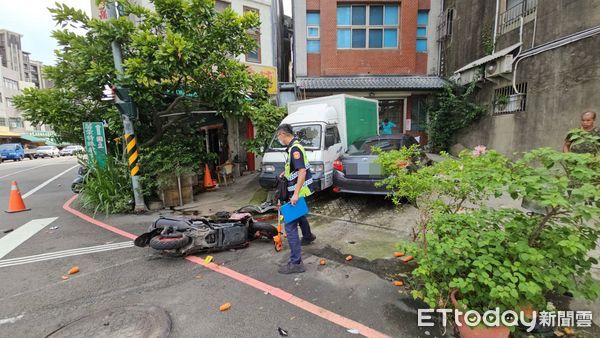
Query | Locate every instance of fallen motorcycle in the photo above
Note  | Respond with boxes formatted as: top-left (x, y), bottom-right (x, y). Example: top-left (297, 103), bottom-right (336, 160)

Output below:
top-left (134, 212), bottom-right (278, 256)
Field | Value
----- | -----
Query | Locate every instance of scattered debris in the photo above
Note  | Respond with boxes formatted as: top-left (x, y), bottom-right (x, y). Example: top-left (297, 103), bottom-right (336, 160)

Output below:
top-left (345, 255), bottom-right (353, 261)
top-left (563, 327), bottom-right (575, 335)
top-left (264, 291), bottom-right (269, 295)
top-left (554, 330), bottom-right (565, 337)
top-left (195, 274), bottom-right (203, 280)
top-left (61, 276), bottom-right (69, 280)
top-left (67, 266), bottom-right (80, 275)
top-left (393, 281), bottom-right (404, 286)
top-left (424, 330), bottom-right (430, 336)
top-left (319, 259), bottom-right (326, 266)
top-left (401, 255), bottom-right (414, 263)
top-left (204, 256), bottom-right (214, 264)
top-left (347, 241), bottom-right (356, 245)
top-left (294, 277), bottom-right (301, 282)
top-left (219, 303), bottom-right (231, 312)
top-left (49, 226), bottom-right (59, 231)
top-left (393, 252), bottom-right (404, 257)
top-left (290, 316), bottom-right (295, 321)
top-left (347, 328), bottom-right (360, 334)
top-left (278, 327), bottom-right (289, 336)
top-left (3, 229), bottom-right (14, 234)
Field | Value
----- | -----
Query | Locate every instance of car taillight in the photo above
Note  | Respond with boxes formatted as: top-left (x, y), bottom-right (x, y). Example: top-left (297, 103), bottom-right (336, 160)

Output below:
top-left (333, 159), bottom-right (344, 172)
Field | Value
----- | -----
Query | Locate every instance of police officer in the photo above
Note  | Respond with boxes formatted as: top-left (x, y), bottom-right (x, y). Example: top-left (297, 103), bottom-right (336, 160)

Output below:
top-left (276, 124), bottom-right (316, 274)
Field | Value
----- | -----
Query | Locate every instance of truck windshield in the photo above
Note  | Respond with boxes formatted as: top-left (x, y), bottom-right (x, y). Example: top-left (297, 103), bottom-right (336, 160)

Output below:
top-left (268, 125), bottom-right (322, 151)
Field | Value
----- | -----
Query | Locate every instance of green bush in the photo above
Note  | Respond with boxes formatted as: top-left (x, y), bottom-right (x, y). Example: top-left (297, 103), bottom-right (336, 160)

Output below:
top-left (378, 146), bottom-right (600, 316)
top-left (80, 155), bottom-right (133, 215)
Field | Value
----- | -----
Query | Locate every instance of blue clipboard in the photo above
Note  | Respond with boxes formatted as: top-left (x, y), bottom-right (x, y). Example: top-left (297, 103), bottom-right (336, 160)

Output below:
top-left (280, 197), bottom-right (309, 223)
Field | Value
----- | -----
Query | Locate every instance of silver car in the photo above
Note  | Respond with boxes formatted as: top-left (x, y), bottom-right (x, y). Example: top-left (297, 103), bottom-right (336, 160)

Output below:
top-left (36, 146), bottom-right (60, 158)
top-left (60, 145), bottom-right (84, 156)
top-left (333, 134), bottom-right (430, 195)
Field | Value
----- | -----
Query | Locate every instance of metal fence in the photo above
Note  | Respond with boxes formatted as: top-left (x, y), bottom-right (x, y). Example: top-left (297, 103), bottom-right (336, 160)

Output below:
top-left (497, 0), bottom-right (537, 35)
top-left (493, 83), bottom-right (528, 115)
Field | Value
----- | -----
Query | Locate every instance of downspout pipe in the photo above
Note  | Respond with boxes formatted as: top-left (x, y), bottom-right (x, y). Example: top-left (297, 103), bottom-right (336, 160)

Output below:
top-left (492, 0), bottom-right (500, 53)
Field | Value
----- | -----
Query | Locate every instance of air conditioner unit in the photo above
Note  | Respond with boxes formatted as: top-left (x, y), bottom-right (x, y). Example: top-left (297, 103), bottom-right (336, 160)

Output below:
top-left (455, 69), bottom-right (482, 86)
top-left (485, 55), bottom-right (514, 78)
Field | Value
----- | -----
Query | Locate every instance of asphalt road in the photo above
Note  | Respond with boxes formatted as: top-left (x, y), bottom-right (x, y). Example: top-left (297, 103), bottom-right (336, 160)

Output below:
top-left (0, 158), bottom-right (433, 338)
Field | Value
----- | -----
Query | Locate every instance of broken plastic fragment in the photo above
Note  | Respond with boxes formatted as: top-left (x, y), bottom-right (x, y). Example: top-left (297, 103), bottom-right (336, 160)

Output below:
top-left (278, 327), bottom-right (288, 336)
top-left (219, 303), bottom-right (231, 311)
top-left (347, 328), bottom-right (360, 334)
top-left (204, 256), bottom-right (214, 264)
top-left (345, 255), bottom-right (353, 261)
top-left (393, 281), bottom-right (404, 286)
top-left (67, 266), bottom-right (79, 275)
top-left (393, 251), bottom-right (404, 257)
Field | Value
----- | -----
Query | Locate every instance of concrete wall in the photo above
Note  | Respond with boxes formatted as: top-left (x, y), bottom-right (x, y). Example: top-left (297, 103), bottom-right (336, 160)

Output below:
top-left (293, 0), bottom-right (308, 77)
top-left (447, 0), bottom-right (600, 156)
top-left (440, 0), bottom-right (496, 77)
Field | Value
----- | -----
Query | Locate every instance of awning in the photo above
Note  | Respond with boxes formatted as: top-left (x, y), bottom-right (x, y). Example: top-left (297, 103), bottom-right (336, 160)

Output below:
top-left (19, 134), bottom-right (47, 143)
top-left (0, 131), bottom-right (21, 137)
top-left (296, 76), bottom-right (447, 91)
top-left (454, 42), bottom-right (522, 74)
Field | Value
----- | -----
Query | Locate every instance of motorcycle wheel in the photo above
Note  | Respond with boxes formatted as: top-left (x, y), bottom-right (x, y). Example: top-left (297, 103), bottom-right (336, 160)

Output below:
top-left (249, 222), bottom-right (278, 239)
top-left (149, 235), bottom-right (190, 250)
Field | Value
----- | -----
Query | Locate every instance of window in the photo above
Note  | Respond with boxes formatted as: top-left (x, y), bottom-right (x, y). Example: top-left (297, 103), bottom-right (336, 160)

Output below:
top-left (493, 83), bottom-right (528, 115)
top-left (215, 1), bottom-right (230, 12)
top-left (325, 126), bottom-right (341, 147)
top-left (3, 77), bottom-right (19, 90)
top-left (6, 97), bottom-right (14, 108)
top-left (307, 12), bottom-right (321, 53)
top-left (0, 117), bottom-right (6, 126)
top-left (9, 117), bottom-right (22, 129)
top-left (416, 10), bottom-right (429, 52)
top-left (336, 4), bottom-right (399, 49)
top-left (244, 7), bottom-right (261, 63)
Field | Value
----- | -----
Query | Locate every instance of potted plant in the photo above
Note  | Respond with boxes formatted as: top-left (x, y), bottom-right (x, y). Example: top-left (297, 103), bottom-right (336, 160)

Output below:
top-left (378, 146), bottom-right (600, 337)
top-left (140, 132), bottom-right (217, 207)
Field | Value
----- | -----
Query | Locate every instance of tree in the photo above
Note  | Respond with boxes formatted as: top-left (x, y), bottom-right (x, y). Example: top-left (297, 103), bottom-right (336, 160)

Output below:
top-left (14, 0), bottom-right (278, 159)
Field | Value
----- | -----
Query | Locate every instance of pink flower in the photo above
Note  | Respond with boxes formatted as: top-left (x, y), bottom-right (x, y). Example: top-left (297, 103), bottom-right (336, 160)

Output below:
top-left (472, 145), bottom-right (487, 157)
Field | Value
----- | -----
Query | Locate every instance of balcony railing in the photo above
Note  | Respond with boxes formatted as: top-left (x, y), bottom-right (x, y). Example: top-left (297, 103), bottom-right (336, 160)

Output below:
top-left (497, 0), bottom-right (537, 35)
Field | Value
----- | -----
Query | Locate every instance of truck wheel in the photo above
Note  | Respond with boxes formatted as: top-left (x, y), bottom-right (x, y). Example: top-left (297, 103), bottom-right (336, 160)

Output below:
top-left (149, 235), bottom-right (190, 250)
top-left (249, 222), bottom-right (278, 239)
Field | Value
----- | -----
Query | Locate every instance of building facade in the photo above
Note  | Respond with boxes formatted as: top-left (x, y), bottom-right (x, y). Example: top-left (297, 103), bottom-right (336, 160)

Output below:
top-left (292, 0), bottom-right (446, 143)
top-left (0, 29), bottom-right (50, 138)
top-left (443, 0), bottom-right (600, 155)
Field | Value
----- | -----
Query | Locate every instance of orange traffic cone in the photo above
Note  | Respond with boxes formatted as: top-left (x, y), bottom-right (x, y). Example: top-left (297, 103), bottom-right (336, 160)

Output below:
top-left (5, 181), bottom-right (30, 213)
top-left (203, 164), bottom-right (216, 190)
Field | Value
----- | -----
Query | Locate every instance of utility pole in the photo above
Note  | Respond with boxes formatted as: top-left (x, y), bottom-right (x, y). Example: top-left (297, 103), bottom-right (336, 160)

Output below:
top-left (106, 1), bottom-right (147, 212)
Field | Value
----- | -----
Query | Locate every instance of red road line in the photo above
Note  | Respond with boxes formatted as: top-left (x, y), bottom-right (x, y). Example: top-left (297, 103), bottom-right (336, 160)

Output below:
top-left (63, 195), bottom-right (390, 338)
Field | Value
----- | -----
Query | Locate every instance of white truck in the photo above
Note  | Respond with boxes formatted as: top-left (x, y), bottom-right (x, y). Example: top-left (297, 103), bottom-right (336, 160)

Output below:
top-left (259, 94), bottom-right (379, 192)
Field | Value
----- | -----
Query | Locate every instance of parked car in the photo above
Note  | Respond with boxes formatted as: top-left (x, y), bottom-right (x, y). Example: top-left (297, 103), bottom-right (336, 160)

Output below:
top-left (24, 146), bottom-right (38, 160)
top-left (0, 143), bottom-right (25, 162)
top-left (332, 134), bottom-right (431, 195)
top-left (60, 145), bottom-right (84, 156)
top-left (36, 146), bottom-right (60, 158)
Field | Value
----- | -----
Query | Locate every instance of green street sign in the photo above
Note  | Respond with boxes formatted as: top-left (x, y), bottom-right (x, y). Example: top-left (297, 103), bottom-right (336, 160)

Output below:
top-left (83, 122), bottom-right (108, 168)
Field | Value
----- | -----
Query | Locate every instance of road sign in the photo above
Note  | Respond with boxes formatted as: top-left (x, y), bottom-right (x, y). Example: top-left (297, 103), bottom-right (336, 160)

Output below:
top-left (83, 122), bottom-right (108, 168)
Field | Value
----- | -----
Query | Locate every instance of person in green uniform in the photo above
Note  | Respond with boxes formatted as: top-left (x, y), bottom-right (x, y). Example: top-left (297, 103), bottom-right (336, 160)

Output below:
top-left (564, 111), bottom-right (599, 154)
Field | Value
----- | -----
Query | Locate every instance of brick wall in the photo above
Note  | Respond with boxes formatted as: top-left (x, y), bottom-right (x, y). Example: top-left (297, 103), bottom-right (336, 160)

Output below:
top-left (306, 0), bottom-right (429, 76)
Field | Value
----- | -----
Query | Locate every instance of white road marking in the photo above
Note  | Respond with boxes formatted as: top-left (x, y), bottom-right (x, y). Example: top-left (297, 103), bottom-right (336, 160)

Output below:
top-left (22, 165), bottom-right (78, 199)
top-left (0, 313), bottom-right (24, 325)
top-left (0, 241), bottom-right (134, 268)
top-left (0, 218), bottom-right (58, 259)
top-left (0, 163), bottom-right (56, 180)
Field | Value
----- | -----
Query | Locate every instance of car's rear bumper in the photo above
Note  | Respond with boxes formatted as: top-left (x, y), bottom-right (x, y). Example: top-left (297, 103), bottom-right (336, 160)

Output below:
top-left (333, 170), bottom-right (389, 195)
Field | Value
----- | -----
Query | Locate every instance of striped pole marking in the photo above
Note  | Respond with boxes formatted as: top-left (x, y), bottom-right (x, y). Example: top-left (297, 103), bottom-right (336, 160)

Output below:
top-left (125, 133), bottom-right (140, 176)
